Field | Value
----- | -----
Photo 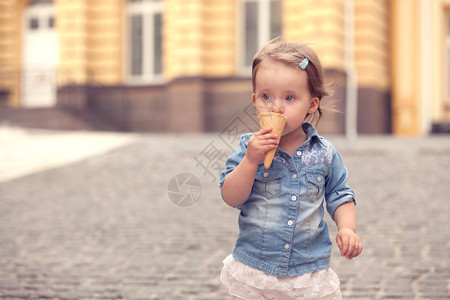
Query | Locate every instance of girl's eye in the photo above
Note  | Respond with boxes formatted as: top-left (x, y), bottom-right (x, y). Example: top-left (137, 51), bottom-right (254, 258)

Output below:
top-left (262, 94), bottom-right (271, 101)
top-left (286, 95), bottom-right (295, 101)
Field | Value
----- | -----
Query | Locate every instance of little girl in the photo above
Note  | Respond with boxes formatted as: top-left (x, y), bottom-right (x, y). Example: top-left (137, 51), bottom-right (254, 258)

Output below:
top-left (219, 41), bottom-right (362, 299)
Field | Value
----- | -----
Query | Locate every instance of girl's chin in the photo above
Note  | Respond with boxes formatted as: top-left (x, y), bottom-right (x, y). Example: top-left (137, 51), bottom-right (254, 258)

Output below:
top-left (280, 130), bottom-right (293, 138)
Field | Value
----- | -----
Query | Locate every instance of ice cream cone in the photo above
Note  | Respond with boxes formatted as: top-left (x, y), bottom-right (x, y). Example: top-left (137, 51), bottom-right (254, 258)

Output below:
top-left (258, 112), bottom-right (287, 169)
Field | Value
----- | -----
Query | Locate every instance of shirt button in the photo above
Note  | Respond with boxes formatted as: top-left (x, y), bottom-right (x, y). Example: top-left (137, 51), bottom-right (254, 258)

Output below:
top-left (296, 151), bottom-right (302, 156)
top-left (284, 243), bottom-right (290, 250)
top-left (288, 220), bottom-right (293, 226)
top-left (317, 176), bottom-right (322, 182)
top-left (292, 173), bottom-right (297, 179)
top-left (263, 172), bottom-right (269, 178)
top-left (291, 195), bottom-right (297, 201)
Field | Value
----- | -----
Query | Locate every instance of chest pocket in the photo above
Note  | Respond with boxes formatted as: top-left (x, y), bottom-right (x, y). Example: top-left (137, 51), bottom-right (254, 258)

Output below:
top-left (253, 169), bottom-right (283, 199)
top-left (306, 171), bottom-right (326, 201)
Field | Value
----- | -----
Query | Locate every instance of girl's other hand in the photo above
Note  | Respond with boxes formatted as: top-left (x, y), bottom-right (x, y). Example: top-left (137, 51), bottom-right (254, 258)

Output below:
top-left (336, 228), bottom-right (362, 260)
top-left (246, 127), bottom-right (279, 166)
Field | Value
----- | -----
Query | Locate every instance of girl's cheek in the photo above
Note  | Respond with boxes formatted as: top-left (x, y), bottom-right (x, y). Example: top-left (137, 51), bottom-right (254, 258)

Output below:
top-left (255, 100), bottom-right (272, 113)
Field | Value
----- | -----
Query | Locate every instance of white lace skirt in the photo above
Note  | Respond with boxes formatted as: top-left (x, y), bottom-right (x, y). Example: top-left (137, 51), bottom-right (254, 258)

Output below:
top-left (220, 254), bottom-right (342, 300)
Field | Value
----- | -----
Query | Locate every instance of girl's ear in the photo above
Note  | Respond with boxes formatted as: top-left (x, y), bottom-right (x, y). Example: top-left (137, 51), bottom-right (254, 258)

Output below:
top-left (308, 97), bottom-right (319, 113)
top-left (252, 93), bottom-right (256, 105)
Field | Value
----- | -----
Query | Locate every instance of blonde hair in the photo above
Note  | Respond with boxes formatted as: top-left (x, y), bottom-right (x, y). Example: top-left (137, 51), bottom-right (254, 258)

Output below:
top-left (252, 41), bottom-right (330, 124)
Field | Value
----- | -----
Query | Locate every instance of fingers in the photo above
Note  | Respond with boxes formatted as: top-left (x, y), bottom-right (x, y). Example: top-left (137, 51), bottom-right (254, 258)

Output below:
top-left (336, 231), bottom-right (362, 260)
top-left (250, 127), bottom-right (279, 147)
top-left (336, 234), bottom-right (346, 256)
top-left (255, 127), bottom-right (277, 139)
top-left (351, 238), bottom-right (363, 258)
top-left (246, 128), bottom-right (279, 165)
top-left (346, 238), bottom-right (361, 259)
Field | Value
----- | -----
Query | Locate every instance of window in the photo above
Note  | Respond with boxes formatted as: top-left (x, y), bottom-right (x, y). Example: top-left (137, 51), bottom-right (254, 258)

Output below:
top-left (48, 16), bottom-right (54, 28)
top-left (126, 0), bottom-right (163, 83)
top-left (29, 0), bottom-right (53, 5)
top-left (239, 0), bottom-right (282, 71)
top-left (29, 17), bottom-right (39, 29)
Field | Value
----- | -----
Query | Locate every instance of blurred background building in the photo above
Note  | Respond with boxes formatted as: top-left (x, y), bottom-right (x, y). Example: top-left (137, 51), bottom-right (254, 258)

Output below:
top-left (0, 0), bottom-right (449, 135)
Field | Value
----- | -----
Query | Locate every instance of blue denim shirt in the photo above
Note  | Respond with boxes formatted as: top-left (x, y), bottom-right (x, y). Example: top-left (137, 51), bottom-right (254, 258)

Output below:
top-left (219, 123), bottom-right (355, 277)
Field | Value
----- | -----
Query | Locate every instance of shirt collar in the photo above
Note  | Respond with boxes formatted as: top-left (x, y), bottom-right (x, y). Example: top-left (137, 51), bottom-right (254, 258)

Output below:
top-left (302, 122), bottom-right (324, 146)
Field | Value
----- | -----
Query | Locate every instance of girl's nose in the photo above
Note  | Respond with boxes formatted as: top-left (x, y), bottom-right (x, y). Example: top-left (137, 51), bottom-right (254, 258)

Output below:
top-left (271, 98), bottom-right (285, 114)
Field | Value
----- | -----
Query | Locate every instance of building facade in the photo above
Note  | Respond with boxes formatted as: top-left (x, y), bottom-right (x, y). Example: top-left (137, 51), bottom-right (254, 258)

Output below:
top-left (0, 0), bottom-right (449, 135)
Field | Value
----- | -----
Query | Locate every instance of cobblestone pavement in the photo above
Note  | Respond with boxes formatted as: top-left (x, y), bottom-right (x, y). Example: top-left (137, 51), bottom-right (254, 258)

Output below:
top-left (0, 126), bottom-right (449, 299)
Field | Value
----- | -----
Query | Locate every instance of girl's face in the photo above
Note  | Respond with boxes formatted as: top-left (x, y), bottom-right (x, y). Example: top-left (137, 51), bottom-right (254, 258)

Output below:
top-left (252, 58), bottom-right (319, 138)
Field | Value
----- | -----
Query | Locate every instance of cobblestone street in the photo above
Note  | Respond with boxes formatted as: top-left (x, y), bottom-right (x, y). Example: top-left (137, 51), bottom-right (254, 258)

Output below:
top-left (0, 126), bottom-right (449, 299)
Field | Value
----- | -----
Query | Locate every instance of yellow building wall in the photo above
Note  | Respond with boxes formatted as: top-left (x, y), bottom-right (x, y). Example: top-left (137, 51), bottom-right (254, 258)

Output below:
top-left (58, 0), bottom-right (123, 85)
top-left (0, 0), bottom-right (28, 106)
top-left (390, 0), bottom-right (450, 135)
top-left (284, 0), bottom-right (391, 116)
top-left (432, 0), bottom-right (450, 122)
top-left (202, 0), bottom-right (236, 77)
top-left (57, 0), bottom-right (88, 84)
top-left (355, 0), bottom-right (390, 90)
top-left (85, 0), bottom-right (124, 84)
top-left (164, 0), bottom-right (236, 80)
top-left (391, 0), bottom-right (421, 135)
top-left (1, 0), bottom-right (448, 134)
top-left (0, 0), bottom-right (393, 109)
top-left (284, 0), bottom-right (345, 71)
top-left (446, 1), bottom-right (450, 120)
top-left (0, 2), bottom-right (17, 68)
top-left (164, 0), bottom-right (203, 79)
top-left (285, 0), bottom-right (391, 89)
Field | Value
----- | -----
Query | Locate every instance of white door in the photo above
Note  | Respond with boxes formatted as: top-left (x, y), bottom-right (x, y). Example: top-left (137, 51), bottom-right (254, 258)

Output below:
top-left (22, 2), bottom-right (58, 107)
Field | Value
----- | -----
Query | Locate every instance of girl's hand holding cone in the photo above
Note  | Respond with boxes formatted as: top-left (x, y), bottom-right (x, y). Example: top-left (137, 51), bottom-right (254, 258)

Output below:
top-left (246, 127), bottom-right (279, 167)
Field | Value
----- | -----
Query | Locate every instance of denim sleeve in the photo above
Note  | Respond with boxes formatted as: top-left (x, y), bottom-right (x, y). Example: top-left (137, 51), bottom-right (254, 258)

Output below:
top-left (325, 148), bottom-right (356, 221)
top-left (219, 133), bottom-right (251, 193)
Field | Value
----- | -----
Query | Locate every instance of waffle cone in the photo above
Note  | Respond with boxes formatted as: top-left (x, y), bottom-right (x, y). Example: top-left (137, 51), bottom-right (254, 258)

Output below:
top-left (258, 112), bottom-right (287, 169)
